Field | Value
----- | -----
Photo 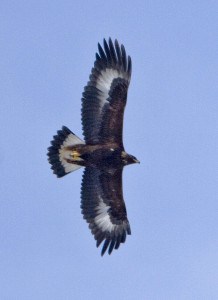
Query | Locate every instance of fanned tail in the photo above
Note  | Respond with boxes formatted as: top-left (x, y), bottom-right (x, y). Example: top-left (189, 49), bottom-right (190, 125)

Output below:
top-left (47, 126), bottom-right (85, 177)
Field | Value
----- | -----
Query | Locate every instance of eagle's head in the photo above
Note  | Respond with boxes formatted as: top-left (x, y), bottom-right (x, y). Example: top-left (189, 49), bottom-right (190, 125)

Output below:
top-left (121, 151), bottom-right (140, 165)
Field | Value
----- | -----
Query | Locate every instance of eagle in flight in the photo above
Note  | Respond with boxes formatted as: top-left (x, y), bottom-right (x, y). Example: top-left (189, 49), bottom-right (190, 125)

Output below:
top-left (47, 38), bottom-right (139, 256)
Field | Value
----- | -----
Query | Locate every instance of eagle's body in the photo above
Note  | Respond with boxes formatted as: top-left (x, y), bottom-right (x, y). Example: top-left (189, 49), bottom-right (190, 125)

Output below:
top-left (48, 38), bottom-right (139, 256)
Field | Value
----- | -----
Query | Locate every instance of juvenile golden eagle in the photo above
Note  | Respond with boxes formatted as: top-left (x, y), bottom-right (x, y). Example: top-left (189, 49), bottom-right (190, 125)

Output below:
top-left (47, 38), bottom-right (139, 256)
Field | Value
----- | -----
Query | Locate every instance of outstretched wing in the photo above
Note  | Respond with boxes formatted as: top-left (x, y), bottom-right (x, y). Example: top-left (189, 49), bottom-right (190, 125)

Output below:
top-left (82, 38), bottom-right (132, 146)
top-left (81, 167), bottom-right (131, 256)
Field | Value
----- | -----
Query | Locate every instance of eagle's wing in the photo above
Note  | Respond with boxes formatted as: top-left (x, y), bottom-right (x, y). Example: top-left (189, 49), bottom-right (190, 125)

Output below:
top-left (81, 167), bottom-right (131, 256)
top-left (82, 38), bottom-right (132, 147)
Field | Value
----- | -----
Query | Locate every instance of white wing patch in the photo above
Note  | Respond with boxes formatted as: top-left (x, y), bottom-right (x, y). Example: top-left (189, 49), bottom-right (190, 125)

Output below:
top-left (96, 68), bottom-right (127, 105)
top-left (94, 197), bottom-right (117, 233)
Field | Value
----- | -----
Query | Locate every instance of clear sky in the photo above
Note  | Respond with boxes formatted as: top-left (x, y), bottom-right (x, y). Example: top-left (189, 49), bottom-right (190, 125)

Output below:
top-left (1, 1), bottom-right (218, 299)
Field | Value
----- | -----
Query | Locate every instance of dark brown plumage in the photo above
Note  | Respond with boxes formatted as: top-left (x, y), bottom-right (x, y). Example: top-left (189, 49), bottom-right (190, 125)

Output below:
top-left (47, 38), bottom-right (139, 256)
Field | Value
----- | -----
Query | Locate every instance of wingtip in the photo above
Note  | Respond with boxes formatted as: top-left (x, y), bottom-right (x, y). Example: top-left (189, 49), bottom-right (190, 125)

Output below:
top-left (103, 37), bottom-right (107, 46)
top-left (101, 239), bottom-right (110, 256)
top-left (94, 38), bottom-right (131, 80)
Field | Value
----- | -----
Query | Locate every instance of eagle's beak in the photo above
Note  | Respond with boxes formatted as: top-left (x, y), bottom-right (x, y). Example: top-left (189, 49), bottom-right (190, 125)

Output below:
top-left (134, 158), bottom-right (140, 164)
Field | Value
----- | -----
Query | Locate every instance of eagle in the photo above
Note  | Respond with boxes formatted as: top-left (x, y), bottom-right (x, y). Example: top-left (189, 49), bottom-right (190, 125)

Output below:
top-left (47, 38), bottom-right (139, 256)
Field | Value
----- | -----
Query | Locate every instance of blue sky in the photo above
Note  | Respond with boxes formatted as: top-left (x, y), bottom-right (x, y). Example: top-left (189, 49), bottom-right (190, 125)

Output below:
top-left (1, 1), bottom-right (218, 299)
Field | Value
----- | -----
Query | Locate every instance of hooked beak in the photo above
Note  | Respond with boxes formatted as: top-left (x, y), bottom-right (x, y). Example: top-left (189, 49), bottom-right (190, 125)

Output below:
top-left (134, 158), bottom-right (140, 164)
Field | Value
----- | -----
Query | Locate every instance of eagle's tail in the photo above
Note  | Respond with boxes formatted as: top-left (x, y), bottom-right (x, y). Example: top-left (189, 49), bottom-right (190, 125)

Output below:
top-left (47, 126), bottom-right (85, 178)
